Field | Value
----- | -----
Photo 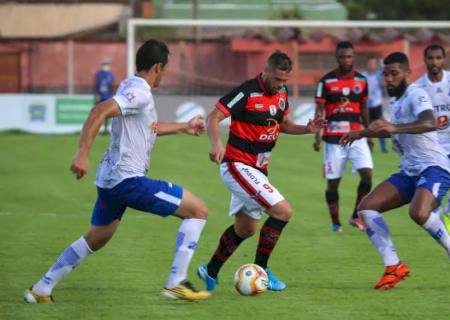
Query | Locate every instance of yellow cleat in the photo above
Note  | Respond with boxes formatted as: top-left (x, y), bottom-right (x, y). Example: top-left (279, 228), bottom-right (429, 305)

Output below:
top-left (162, 280), bottom-right (211, 301)
top-left (24, 287), bottom-right (54, 304)
top-left (443, 214), bottom-right (450, 234)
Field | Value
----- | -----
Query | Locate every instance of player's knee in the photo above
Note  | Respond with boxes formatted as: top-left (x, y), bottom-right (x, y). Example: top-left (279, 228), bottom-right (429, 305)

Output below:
top-left (192, 202), bottom-right (208, 220)
top-left (269, 201), bottom-right (293, 221)
top-left (235, 224), bottom-right (257, 238)
top-left (408, 207), bottom-right (428, 225)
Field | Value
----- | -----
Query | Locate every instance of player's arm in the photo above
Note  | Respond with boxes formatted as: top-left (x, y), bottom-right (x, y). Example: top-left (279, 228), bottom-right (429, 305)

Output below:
top-left (280, 116), bottom-right (325, 135)
top-left (360, 100), bottom-right (374, 149)
top-left (206, 108), bottom-right (227, 164)
top-left (340, 110), bottom-right (436, 146)
top-left (313, 102), bottom-right (325, 151)
top-left (157, 116), bottom-right (205, 136)
top-left (70, 99), bottom-right (121, 179)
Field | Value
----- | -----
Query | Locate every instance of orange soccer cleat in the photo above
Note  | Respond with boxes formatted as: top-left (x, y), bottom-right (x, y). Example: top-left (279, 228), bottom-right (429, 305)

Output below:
top-left (374, 262), bottom-right (410, 290)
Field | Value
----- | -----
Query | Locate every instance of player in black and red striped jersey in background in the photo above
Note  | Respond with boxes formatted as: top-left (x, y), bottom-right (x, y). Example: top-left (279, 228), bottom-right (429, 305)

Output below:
top-left (313, 41), bottom-right (374, 233)
top-left (197, 51), bottom-right (325, 292)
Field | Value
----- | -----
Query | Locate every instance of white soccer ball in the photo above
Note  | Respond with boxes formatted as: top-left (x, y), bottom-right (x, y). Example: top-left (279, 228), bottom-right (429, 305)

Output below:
top-left (234, 263), bottom-right (268, 296)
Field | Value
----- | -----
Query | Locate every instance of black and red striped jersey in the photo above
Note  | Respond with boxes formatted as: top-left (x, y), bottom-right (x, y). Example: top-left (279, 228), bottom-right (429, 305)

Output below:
top-left (315, 69), bottom-right (368, 144)
top-left (215, 73), bottom-right (290, 174)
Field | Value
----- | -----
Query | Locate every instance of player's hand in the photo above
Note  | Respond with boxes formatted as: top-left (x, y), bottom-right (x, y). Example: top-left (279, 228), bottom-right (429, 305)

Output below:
top-left (313, 140), bottom-right (321, 152)
top-left (185, 116), bottom-right (205, 136)
top-left (306, 118), bottom-right (326, 133)
top-left (340, 131), bottom-right (363, 147)
top-left (209, 142), bottom-right (225, 164)
top-left (369, 119), bottom-right (396, 134)
top-left (70, 152), bottom-right (89, 179)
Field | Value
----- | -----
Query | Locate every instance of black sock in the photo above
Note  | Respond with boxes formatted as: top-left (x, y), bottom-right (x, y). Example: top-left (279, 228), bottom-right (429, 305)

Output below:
top-left (207, 225), bottom-right (244, 279)
top-left (254, 217), bottom-right (288, 269)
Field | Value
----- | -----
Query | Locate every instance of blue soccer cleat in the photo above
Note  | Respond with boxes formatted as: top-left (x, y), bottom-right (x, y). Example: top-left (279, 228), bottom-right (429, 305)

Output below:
top-left (265, 268), bottom-right (286, 291)
top-left (197, 264), bottom-right (218, 291)
top-left (332, 224), bottom-right (343, 233)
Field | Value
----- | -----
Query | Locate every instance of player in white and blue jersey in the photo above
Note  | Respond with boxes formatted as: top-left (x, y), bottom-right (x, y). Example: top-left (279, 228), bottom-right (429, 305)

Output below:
top-left (415, 44), bottom-right (450, 232)
top-left (341, 52), bottom-right (450, 290)
top-left (24, 40), bottom-right (210, 303)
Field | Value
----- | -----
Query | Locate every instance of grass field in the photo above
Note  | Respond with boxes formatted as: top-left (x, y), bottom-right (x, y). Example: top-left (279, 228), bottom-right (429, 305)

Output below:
top-left (1, 131), bottom-right (449, 320)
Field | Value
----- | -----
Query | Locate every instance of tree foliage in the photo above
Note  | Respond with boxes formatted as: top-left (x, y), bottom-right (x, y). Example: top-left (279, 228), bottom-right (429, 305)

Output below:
top-left (340, 0), bottom-right (447, 20)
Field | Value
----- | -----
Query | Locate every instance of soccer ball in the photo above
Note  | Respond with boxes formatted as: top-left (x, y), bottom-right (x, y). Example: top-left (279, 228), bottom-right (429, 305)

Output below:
top-left (234, 264), bottom-right (268, 296)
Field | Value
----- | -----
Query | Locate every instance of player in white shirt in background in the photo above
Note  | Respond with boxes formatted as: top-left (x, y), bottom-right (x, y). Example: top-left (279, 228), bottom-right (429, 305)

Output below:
top-left (24, 39), bottom-right (211, 303)
top-left (415, 44), bottom-right (450, 232)
top-left (341, 52), bottom-right (450, 290)
top-left (363, 57), bottom-right (388, 153)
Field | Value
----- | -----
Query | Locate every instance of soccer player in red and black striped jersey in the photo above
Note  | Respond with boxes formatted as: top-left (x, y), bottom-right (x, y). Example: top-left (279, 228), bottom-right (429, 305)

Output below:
top-left (313, 41), bottom-right (373, 233)
top-left (197, 51), bottom-right (325, 292)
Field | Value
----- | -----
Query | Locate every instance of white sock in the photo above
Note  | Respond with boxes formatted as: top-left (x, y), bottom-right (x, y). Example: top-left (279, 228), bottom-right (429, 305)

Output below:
top-left (33, 236), bottom-right (93, 296)
top-left (421, 211), bottom-right (450, 255)
top-left (359, 210), bottom-right (400, 266)
top-left (165, 218), bottom-right (206, 289)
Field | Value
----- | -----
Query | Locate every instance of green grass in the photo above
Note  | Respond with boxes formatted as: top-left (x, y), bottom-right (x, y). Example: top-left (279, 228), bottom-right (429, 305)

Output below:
top-left (1, 132), bottom-right (449, 320)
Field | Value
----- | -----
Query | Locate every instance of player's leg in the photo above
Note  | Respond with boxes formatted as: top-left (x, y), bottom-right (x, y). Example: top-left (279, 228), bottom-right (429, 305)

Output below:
top-left (326, 178), bottom-right (342, 232)
top-left (323, 142), bottom-right (346, 232)
top-left (358, 174), bottom-right (412, 290)
top-left (348, 138), bottom-right (374, 230)
top-left (259, 199), bottom-right (292, 291)
top-left (350, 168), bottom-right (372, 230)
top-left (409, 167), bottom-right (450, 257)
top-left (203, 211), bottom-right (256, 281)
top-left (161, 188), bottom-right (210, 301)
top-left (25, 187), bottom-right (125, 303)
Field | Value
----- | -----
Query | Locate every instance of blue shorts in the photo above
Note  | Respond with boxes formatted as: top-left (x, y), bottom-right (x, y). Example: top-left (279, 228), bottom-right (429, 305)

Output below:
top-left (91, 176), bottom-right (183, 226)
top-left (387, 166), bottom-right (450, 205)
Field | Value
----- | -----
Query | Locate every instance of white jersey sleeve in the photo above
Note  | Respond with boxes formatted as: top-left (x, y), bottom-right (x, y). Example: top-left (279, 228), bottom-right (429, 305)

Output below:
top-left (113, 82), bottom-right (151, 116)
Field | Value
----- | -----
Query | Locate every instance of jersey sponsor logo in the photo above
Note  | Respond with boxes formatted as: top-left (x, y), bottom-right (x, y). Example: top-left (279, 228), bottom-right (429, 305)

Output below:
top-left (353, 84), bottom-right (362, 94)
top-left (240, 167), bottom-right (261, 185)
top-left (256, 152), bottom-right (271, 168)
top-left (124, 91), bottom-right (136, 102)
top-left (331, 86), bottom-right (339, 92)
top-left (255, 103), bottom-right (264, 109)
top-left (434, 104), bottom-right (450, 112)
top-left (250, 92), bottom-right (264, 97)
top-left (259, 118), bottom-right (280, 141)
top-left (436, 87), bottom-right (443, 94)
top-left (325, 78), bottom-right (338, 83)
top-left (342, 87), bottom-right (350, 96)
top-left (279, 97), bottom-right (286, 111)
top-left (418, 95), bottom-right (428, 103)
top-left (227, 92), bottom-right (245, 108)
top-left (328, 121), bottom-right (351, 133)
top-left (269, 104), bottom-right (277, 116)
top-left (437, 115), bottom-right (449, 129)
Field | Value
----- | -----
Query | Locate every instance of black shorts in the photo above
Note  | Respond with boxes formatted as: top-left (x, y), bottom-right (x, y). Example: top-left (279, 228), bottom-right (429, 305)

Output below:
top-left (369, 105), bottom-right (383, 122)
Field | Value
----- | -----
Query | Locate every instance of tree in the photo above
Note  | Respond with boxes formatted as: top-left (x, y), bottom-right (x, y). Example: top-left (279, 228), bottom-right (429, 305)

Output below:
top-left (340, 0), bottom-right (447, 20)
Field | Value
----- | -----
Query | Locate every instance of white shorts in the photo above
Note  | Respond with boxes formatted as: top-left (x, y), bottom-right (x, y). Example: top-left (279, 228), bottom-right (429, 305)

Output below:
top-left (323, 138), bottom-right (373, 180)
top-left (220, 162), bottom-right (285, 220)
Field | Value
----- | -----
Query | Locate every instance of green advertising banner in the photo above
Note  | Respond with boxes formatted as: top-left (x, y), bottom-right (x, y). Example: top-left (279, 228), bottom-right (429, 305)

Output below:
top-left (56, 97), bottom-right (94, 124)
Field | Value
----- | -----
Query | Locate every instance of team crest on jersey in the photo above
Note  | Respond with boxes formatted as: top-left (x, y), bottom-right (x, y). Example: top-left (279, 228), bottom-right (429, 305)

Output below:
top-left (342, 87), bottom-right (350, 96)
top-left (124, 92), bottom-right (136, 102)
top-left (278, 97), bottom-right (286, 111)
top-left (436, 87), bottom-right (443, 94)
top-left (269, 104), bottom-right (277, 116)
top-left (438, 115), bottom-right (449, 129)
top-left (353, 84), bottom-right (362, 94)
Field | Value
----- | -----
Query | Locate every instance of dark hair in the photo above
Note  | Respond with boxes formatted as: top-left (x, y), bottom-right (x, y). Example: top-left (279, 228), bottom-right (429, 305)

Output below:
top-left (336, 41), bottom-right (353, 51)
top-left (424, 44), bottom-right (446, 58)
top-left (383, 52), bottom-right (409, 69)
top-left (135, 39), bottom-right (170, 72)
top-left (267, 50), bottom-right (293, 72)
